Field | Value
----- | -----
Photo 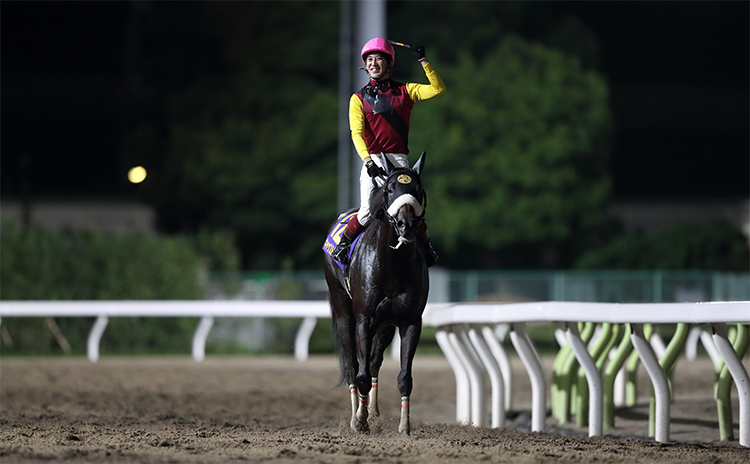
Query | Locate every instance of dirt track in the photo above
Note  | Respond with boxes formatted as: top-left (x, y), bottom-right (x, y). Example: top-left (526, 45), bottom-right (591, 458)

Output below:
top-left (1, 354), bottom-right (748, 463)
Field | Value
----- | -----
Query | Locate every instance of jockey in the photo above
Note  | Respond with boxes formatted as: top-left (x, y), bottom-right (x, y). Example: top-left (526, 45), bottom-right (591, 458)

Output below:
top-left (331, 38), bottom-right (445, 267)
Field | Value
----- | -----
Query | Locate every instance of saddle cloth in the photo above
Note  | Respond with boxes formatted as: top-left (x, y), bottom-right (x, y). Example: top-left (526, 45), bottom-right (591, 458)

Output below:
top-left (322, 211), bottom-right (362, 272)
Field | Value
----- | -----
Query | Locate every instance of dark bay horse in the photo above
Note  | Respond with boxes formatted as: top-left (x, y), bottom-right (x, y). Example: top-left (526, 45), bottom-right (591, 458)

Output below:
top-left (323, 153), bottom-right (430, 436)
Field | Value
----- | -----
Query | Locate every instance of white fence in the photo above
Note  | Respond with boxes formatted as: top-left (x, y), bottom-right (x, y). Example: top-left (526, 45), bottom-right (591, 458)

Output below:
top-left (1, 300), bottom-right (748, 447)
top-left (0, 301), bottom-right (330, 362)
top-left (422, 301), bottom-right (750, 446)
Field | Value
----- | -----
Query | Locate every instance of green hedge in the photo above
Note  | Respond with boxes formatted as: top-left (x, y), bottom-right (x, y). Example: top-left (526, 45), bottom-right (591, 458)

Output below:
top-left (1, 221), bottom-right (205, 300)
top-left (575, 220), bottom-right (750, 271)
top-left (0, 221), bottom-right (207, 355)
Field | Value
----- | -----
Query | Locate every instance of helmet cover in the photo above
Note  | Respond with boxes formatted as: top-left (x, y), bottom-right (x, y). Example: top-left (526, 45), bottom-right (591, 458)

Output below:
top-left (361, 38), bottom-right (395, 65)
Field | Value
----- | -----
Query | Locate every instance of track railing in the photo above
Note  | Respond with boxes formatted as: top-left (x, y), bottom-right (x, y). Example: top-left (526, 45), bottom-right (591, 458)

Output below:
top-left (1, 300), bottom-right (748, 446)
top-left (422, 301), bottom-right (749, 446)
top-left (0, 300), bottom-right (330, 362)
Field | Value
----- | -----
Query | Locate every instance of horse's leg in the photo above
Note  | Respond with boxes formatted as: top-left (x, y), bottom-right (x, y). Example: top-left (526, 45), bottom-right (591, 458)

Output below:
top-left (339, 313), bottom-right (360, 432)
top-left (369, 325), bottom-right (396, 419)
top-left (338, 322), bottom-right (360, 431)
top-left (353, 314), bottom-right (374, 432)
top-left (397, 322), bottom-right (422, 436)
top-left (327, 281), bottom-right (359, 431)
top-left (349, 383), bottom-right (359, 430)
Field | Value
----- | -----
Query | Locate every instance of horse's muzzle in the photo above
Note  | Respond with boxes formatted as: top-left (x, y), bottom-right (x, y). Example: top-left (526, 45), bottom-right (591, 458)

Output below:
top-left (391, 205), bottom-right (421, 244)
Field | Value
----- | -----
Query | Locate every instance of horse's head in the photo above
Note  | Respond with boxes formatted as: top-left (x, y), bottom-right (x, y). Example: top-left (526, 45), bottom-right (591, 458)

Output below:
top-left (379, 152), bottom-right (427, 247)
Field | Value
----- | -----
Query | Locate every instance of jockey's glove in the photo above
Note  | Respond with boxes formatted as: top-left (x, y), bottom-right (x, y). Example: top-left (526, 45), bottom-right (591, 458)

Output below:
top-left (366, 160), bottom-right (386, 178)
top-left (410, 44), bottom-right (426, 60)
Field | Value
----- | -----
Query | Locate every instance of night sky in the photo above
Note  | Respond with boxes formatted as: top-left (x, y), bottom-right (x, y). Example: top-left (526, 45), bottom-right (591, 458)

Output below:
top-left (3, 2), bottom-right (132, 197)
top-left (559, 2), bottom-right (749, 200)
top-left (2, 1), bottom-right (748, 201)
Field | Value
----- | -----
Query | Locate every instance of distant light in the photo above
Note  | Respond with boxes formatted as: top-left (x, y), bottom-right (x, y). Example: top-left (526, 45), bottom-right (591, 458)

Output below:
top-left (128, 166), bottom-right (147, 184)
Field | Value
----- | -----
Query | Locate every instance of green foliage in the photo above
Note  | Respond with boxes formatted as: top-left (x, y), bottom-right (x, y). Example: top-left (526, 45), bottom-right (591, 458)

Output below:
top-left (146, 2), bottom-right (340, 270)
top-left (409, 36), bottom-right (612, 264)
top-left (1, 221), bottom-right (205, 300)
top-left (575, 220), bottom-right (750, 271)
top-left (308, 320), bottom-right (336, 354)
top-left (0, 221), bottom-right (208, 355)
top-left (101, 317), bottom-right (199, 356)
top-left (1, 316), bottom-right (203, 356)
top-left (125, 2), bottom-right (618, 270)
top-left (388, 2), bottom-right (603, 70)
top-left (120, 2), bottom-right (742, 274)
top-left (192, 228), bottom-right (241, 272)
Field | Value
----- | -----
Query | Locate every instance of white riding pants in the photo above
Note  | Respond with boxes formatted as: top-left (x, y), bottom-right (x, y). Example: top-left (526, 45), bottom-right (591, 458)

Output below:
top-left (357, 153), bottom-right (409, 226)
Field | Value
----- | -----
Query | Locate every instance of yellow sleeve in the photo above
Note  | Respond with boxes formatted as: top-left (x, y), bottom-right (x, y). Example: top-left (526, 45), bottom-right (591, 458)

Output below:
top-left (349, 94), bottom-right (370, 161)
top-left (406, 63), bottom-right (446, 102)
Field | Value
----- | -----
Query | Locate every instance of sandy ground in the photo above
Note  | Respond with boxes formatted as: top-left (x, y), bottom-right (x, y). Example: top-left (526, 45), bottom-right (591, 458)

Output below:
top-left (1, 354), bottom-right (748, 463)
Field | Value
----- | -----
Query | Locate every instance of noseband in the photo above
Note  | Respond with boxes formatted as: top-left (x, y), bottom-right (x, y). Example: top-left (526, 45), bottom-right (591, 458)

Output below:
top-left (379, 170), bottom-right (427, 246)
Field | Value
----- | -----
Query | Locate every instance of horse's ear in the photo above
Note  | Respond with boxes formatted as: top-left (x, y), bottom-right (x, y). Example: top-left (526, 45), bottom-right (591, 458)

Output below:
top-left (413, 151), bottom-right (426, 176)
top-left (382, 154), bottom-right (397, 175)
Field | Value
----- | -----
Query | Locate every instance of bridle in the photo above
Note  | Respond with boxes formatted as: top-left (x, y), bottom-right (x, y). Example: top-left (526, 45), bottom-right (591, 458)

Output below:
top-left (379, 169), bottom-right (427, 248)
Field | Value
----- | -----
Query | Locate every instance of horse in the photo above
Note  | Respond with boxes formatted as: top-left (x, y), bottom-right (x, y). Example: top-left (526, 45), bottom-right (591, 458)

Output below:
top-left (323, 152), bottom-right (430, 436)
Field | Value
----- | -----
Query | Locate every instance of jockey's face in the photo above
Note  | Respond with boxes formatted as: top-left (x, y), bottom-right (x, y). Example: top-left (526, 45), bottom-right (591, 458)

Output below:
top-left (365, 53), bottom-right (390, 80)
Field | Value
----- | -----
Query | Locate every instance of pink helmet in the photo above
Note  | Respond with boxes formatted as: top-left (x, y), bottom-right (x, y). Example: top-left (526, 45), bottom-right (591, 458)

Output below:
top-left (361, 38), bottom-right (395, 65)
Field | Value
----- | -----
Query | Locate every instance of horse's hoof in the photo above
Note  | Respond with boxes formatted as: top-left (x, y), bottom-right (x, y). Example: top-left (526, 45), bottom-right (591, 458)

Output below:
top-left (352, 420), bottom-right (370, 434)
top-left (399, 428), bottom-right (410, 437)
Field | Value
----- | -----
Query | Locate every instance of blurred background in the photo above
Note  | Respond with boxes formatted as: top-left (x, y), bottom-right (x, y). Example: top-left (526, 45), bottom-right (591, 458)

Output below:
top-left (2, 1), bottom-right (748, 356)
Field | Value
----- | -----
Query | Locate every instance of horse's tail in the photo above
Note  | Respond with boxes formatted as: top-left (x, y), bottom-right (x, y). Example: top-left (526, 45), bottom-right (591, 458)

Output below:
top-left (330, 314), bottom-right (348, 389)
top-left (331, 317), bottom-right (346, 388)
top-left (331, 308), bottom-right (358, 388)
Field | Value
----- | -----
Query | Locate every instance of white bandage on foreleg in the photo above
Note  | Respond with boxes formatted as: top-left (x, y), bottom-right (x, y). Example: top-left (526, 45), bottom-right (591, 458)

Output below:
top-left (399, 395), bottom-right (411, 434)
top-left (387, 194), bottom-right (423, 218)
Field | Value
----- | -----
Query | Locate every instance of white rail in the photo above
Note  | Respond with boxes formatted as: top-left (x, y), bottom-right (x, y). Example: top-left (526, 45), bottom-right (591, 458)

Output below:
top-left (2, 300), bottom-right (748, 446)
top-left (421, 301), bottom-right (750, 446)
top-left (0, 300), bottom-right (330, 362)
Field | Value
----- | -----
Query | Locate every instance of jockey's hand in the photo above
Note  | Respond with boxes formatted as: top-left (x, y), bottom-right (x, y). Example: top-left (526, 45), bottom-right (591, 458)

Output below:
top-left (410, 44), bottom-right (426, 60)
top-left (366, 160), bottom-right (385, 178)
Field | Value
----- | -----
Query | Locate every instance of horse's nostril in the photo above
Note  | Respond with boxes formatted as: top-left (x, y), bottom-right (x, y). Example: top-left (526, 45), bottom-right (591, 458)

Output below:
top-left (398, 220), bottom-right (405, 228)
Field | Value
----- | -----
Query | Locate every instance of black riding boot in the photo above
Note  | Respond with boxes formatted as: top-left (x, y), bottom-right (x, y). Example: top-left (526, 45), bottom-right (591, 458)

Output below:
top-left (331, 234), bottom-right (354, 264)
top-left (331, 214), bottom-right (362, 265)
